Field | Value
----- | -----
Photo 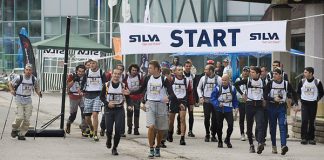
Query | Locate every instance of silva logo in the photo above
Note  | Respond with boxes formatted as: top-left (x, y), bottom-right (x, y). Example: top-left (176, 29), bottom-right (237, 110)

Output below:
top-left (250, 33), bottom-right (279, 41)
top-left (129, 34), bottom-right (160, 42)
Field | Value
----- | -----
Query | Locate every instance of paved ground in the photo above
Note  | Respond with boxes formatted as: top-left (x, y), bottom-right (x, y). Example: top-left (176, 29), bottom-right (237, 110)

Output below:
top-left (0, 91), bottom-right (324, 160)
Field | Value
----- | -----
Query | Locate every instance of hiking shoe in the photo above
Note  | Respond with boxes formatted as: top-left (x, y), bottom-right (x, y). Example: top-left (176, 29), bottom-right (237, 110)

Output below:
top-left (148, 148), bottom-right (154, 158)
top-left (134, 129), bottom-right (140, 135)
top-left (106, 138), bottom-right (112, 149)
top-left (88, 130), bottom-right (94, 138)
top-left (18, 135), bottom-right (26, 140)
top-left (160, 140), bottom-right (167, 148)
top-left (211, 136), bottom-right (218, 142)
top-left (309, 140), bottom-right (316, 145)
top-left (286, 134), bottom-right (290, 138)
top-left (167, 132), bottom-right (173, 142)
top-left (241, 134), bottom-right (246, 141)
top-left (127, 128), bottom-right (132, 134)
top-left (112, 148), bottom-right (119, 156)
top-left (301, 139), bottom-right (308, 145)
top-left (224, 139), bottom-right (232, 148)
top-left (205, 135), bottom-right (210, 142)
top-left (272, 146), bottom-right (278, 154)
top-left (188, 130), bottom-right (195, 137)
top-left (100, 129), bottom-right (105, 137)
top-left (180, 139), bottom-right (186, 145)
top-left (218, 141), bottom-right (223, 148)
top-left (120, 134), bottom-right (126, 137)
top-left (11, 130), bottom-right (18, 138)
top-left (257, 143), bottom-right (265, 154)
top-left (93, 135), bottom-right (99, 141)
top-left (65, 123), bottom-right (71, 134)
top-left (155, 147), bottom-right (161, 157)
top-left (281, 146), bottom-right (288, 155)
top-left (249, 145), bottom-right (256, 153)
top-left (82, 129), bottom-right (90, 137)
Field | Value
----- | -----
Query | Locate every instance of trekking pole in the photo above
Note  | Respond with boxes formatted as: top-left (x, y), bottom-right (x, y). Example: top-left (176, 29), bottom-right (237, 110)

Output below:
top-left (34, 93), bottom-right (41, 140)
top-left (1, 96), bottom-right (14, 140)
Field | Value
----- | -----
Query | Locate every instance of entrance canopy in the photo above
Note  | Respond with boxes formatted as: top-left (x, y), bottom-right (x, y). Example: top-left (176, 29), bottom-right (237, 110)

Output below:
top-left (32, 34), bottom-right (112, 52)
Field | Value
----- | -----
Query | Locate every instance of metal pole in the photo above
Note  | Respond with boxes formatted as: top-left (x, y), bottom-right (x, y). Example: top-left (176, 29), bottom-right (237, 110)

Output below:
top-left (0, 96), bottom-right (13, 140)
top-left (109, 3), bottom-right (113, 48)
top-left (34, 95), bottom-right (41, 139)
top-left (60, 16), bottom-right (71, 129)
top-left (97, 0), bottom-right (101, 43)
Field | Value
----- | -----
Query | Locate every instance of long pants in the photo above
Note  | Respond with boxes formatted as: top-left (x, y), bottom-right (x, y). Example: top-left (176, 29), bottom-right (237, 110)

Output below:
top-left (105, 107), bottom-right (123, 149)
top-left (246, 101), bottom-right (265, 145)
top-left (68, 98), bottom-right (87, 130)
top-left (238, 102), bottom-right (246, 135)
top-left (215, 111), bottom-right (233, 142)
top-left (268, 103), bottom-right (287, 147)
top-left (127, 100), bottom-right (141, 130)
top-left (255, 107), bottom-right (269, 142)
top-left (301, 101), bottom-right (318, 140)
top-left (12, 102), bottom-right (33, 136)
top-left (203, 102), bottom-right (216, 136)
top-left (101, 106), bottom-right (126, 135)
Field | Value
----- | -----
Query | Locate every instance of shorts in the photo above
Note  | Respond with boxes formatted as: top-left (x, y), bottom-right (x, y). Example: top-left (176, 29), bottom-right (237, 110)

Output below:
top-left (169, 99), bottom-right (188, 113)
top-left (83, 96), bottom-right (102, 114)
top-left (69, 98), bottom-right (84, 113)
top-left (145, 101), bottom-right (168, 130)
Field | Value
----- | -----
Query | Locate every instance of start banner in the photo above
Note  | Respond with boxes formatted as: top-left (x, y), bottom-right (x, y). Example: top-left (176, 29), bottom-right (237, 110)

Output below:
top-left (119, 21), bottom-right (287, 54)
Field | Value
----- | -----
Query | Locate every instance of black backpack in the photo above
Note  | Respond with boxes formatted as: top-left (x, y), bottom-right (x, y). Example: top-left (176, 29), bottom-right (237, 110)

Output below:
top-left (302, 78), bottom-right (319, 90)
top-left (202, 75), bottom-right (219, 97)
top-left (217, 84), bottom-right (234, 101)
top-left (14, 75), bottom-right (36, 91)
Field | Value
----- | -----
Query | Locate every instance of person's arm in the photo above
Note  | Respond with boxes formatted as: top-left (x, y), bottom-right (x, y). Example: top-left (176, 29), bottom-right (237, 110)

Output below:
top-left (80, 73), bottom-right (87, 91)
top-left (100, 84), bottom-right (108, 106)
top-left (287, 82), bottom-right (298, 105)
top-left (67, 74), bottom-right (75, 89)
top-left (34, 78), bottom-right (42, 98)
top-left (234, 79), bottom-right (248, 95)
top-left (8, 76), bottom-right (18, 96)
top-left (197, 76), bottom-right (204, 98)
top-left (131, 76), bottom-right (149, 95)
top-left (317, 81), bottom-right (324, 101)
top-left (263, 82), bottom-right (272, 101)
top-left (232, 88), bottom-right (239, 109)
top-left (210, 86), bottom-right (219, 108)
top-left (164, 78), bottom-right (177, 103)
top-left (296, 80), bottom-right (303, 100)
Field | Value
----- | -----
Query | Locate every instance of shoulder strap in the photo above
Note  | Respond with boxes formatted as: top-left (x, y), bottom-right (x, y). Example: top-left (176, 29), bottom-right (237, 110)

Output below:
top-left (105, 81), bottom-right (110, 96)
top-left (302, 78), bottom-right (306, 86)
top-left (184, 77), bottom-right (187, 89)
top-left (203, 75), bottom-right (208, 90)
top-left (14, 75), bottom-right (24, 91)
top-left (284, 80), bottom-right (287, 92)
top-left (161, 75), bottom-right (165, 87)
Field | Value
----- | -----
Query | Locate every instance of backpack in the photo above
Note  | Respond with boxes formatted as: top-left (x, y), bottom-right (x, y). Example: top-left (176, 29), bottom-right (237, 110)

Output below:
top-left (217, 84), bottom-right (234, 100)
top-left (171, 76), bottom-right (188, 90)
top-left (202, 75), bottom-right (219, 93)
top-left (14, 75), bottom-right (36, 91)
top-left (105, 81), bottom-right (125, 96)
top-left (269, 80), bottom-right (287, 92)
top-left (86, 69), bottom-right (104, 82)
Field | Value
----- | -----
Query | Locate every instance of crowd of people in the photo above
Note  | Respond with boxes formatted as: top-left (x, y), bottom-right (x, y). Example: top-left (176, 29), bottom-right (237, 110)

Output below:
top-left (7, 57), bottom-right (324, 158)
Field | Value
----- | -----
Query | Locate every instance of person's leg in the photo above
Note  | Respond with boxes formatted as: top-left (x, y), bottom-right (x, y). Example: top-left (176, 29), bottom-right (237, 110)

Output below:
top-left (127, 105), bottom-right (134, 134)
top-left (224, 111), bottom-right (234, 148)
top-left (133, 100), bottom-right (141, 135)
top-left (83, 98), bottom-right (94, 134)
top-left (255, 107), bottom-right (265, 144)
top-left (92, 111), bottom-right (99, 139)
top-left (11, 103), bottom-right (24, 138)
top-left (188, 105), bottom-right (195, 137)
top-left (19, 103), bottom-right (33, 138)
top-left (239, 102), bottom-right (246, 135)
top-left (268, 105), bottom-right (278, 147)
top-left (245, 104), bottom-right (255, 145)
top-left (176, 114), bottom-right (181, 135)
top-left (179, 104), bottom-right (187, 145)
top-left (308, 102), bottom-right (318, 144)
top-left (278, 105), bottom-right (287, 147)
top-left (203, 102), bottom-right (211, 138)
top-left (112, 108), bottom-right (123, 155)
top-left (100, 114), bottom-right (106, 136)
top-left (145, 101), bottom-right (156, 157)
top-left (167, 112), bottom-right (176, 142)
top-left (66, 99), bottom-right (78, 134)
top-left (105, 109), bottom-right (114, 149)
top-left (210, 103), bottom-right (218, 141)
top-left (300, 103), bottom-right (309, 142)
top-left (215, 111), bottom-right (224, 143)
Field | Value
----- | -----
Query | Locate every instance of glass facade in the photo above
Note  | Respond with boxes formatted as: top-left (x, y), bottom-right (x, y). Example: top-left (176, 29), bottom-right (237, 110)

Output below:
top-left (0, 0), bottom-right (41, 73)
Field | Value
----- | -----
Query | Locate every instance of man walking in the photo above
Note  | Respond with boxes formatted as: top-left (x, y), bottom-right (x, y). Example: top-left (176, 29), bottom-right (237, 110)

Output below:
top-left (9, 64), bottom-right (42, 140)
top-left (211, 74), bottom-right (238, 148)
top-left (197, 64), bottom-right (222, 142)
top-left (297, 67), bottom-right (324, 145)
top-left (80, 59), bottom-right (106, 141)
top-left (100, 68), bottom-right (130, 155)
top-left (264, 67), bottom-right (298, 155)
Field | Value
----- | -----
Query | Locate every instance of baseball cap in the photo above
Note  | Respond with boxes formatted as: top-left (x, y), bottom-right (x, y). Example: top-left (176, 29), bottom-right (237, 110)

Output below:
top-left (207, 60), bottom-right (214, 64)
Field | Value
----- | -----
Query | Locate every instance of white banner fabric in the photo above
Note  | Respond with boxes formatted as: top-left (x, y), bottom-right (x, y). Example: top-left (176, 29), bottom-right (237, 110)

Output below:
top-left (119, 21), bottom-right (287, 54)
top-left (42, 49), bottom-right (101, 59)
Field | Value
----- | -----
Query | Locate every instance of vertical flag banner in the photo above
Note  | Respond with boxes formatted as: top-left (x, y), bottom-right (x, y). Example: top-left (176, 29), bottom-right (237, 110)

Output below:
top-left (108, 0), bottom-right (118, 8)
top-left (122, 0), bottom-right (131, 22)
top-left (113, 37), bottom-right (122, 61)
top-left (19, 34), bottom-right (37, 77)
top-left (17, 27), bottom-right (28, 68)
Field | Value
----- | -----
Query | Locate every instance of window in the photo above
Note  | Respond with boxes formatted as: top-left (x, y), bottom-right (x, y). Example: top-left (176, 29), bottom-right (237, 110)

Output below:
top-left (45, 17), bottom-right (61, 35)
top-left (3, 22), bottom-right (14, 37)
top-left (15, 0), bottom-right (28, 20)
top-left (29, 0), bottom-right (41, 20)
top-left (4, 0), bottom-right (14, 21)
top-left (29, 21), bottom-right (41, 37)
top-left (78, 17), bottom-right (90, 34)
